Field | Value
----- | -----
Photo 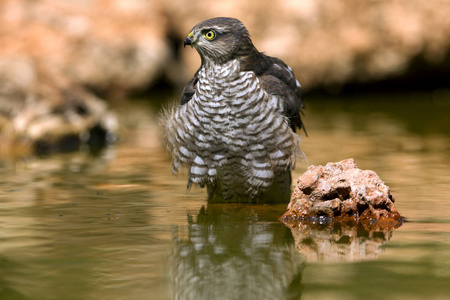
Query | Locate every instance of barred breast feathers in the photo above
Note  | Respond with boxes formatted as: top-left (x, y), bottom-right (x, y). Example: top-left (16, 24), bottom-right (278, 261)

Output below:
top-left (161, 59), bottom-right (303, 197)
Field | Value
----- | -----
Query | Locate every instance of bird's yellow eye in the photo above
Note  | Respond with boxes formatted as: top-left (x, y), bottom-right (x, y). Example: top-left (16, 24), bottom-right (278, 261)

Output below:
top-left (203, 30), bottom-right (217, 41)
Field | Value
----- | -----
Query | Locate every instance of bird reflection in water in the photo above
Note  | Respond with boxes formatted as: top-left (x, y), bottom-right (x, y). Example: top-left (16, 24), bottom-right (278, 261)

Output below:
top-left (169, 204), bottom-right (304, 300)
top-left (169, 204), bottom-right (399, 299)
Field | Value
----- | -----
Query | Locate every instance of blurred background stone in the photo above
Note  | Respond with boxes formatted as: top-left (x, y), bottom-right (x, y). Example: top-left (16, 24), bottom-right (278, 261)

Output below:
top-left (167, 0), bottom-right (450, 93)
top-left (1, 0), bottom-right (449, 155)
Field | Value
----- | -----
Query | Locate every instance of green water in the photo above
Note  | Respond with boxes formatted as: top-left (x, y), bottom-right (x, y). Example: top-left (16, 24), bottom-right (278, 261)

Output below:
top-left (1, 93), bottom-right (450, 300)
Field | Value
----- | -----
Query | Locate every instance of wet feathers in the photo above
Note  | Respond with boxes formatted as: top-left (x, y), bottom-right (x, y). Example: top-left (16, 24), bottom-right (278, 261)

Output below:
top-left (161, 17), bottom-right (305, 201)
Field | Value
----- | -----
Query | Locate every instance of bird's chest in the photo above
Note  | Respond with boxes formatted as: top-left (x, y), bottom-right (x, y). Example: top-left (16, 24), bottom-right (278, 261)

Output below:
top-left (193, 62), bottom-right (265, 134)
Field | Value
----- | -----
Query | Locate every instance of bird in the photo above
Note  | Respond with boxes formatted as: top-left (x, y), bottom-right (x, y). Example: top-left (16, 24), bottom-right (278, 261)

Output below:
top-left (161, 17), bottom-right (305, 202)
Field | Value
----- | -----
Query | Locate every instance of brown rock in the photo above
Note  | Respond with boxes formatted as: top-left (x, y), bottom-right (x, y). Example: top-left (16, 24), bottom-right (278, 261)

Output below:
top-left (282, 158), bottom-right (403, 231)
top-left (0, 0), bottom-right (170, 95)
top-left (0, 78), bottom-right (118, 157)
top-left (171, 0), bottom-right (450, 91)
top-left (1, 0), bottom-right (449, 95)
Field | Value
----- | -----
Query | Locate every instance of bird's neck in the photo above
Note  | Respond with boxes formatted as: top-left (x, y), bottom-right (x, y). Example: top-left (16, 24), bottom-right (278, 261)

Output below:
top-left (200, 58), bottom-right (241, 80)
top-left (199, 45), bottom-right (259, 70)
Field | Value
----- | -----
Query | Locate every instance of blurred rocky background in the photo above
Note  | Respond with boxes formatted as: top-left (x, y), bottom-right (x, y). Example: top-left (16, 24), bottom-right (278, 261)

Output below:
top-left (1, 0), bottom-right (449, 156)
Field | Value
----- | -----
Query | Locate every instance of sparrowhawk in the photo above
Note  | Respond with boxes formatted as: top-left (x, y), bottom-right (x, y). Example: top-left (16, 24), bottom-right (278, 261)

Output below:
top-left (161, 17), bottom-right (305, 202)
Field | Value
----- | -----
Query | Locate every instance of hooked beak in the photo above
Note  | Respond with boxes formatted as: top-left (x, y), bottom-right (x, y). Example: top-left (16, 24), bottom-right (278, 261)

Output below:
top-left (184, 37), bottom-right (192, 48)
top-left (184, 32), bottom-right (194, 48)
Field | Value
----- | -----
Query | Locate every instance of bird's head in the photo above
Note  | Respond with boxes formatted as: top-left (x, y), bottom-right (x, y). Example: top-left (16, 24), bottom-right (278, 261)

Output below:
top-left (184, 17), bottom-right (255, 65)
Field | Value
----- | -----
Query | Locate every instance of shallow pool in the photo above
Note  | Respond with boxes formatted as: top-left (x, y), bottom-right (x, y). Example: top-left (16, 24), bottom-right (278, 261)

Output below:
top-left (1, 92), bottom-right (449, 299)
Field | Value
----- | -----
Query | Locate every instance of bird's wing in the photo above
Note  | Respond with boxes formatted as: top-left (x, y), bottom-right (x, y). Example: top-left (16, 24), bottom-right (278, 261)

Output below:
top-left (263, 56), bottom-right (303, 102)
top-left (256, 55), bottom-right (306, 134)
top-left (259, 74), bottom-right (305, 133)
top-left (180, 69), bottom-right (200, 105)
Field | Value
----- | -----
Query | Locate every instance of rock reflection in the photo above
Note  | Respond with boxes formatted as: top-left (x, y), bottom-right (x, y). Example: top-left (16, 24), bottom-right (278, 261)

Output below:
top-left (286, 222), bottom-right (395, 263)
top-left (169, 204), bottom-right (305, 300)
top-left (169, 203), bottom-right (399, 299)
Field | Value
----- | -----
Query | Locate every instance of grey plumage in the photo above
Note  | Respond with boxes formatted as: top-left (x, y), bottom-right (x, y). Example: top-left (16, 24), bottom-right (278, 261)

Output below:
top-left (161, 17), bottom-right (305, 201)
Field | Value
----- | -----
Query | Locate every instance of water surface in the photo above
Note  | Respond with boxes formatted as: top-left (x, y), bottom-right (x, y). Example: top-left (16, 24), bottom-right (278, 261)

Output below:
top-left (1, 93), bottom-right (449, 299)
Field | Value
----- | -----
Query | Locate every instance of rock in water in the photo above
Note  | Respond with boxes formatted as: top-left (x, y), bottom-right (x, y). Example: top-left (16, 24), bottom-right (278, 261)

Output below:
top-left (282, 158), bottom-right (403, 230)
